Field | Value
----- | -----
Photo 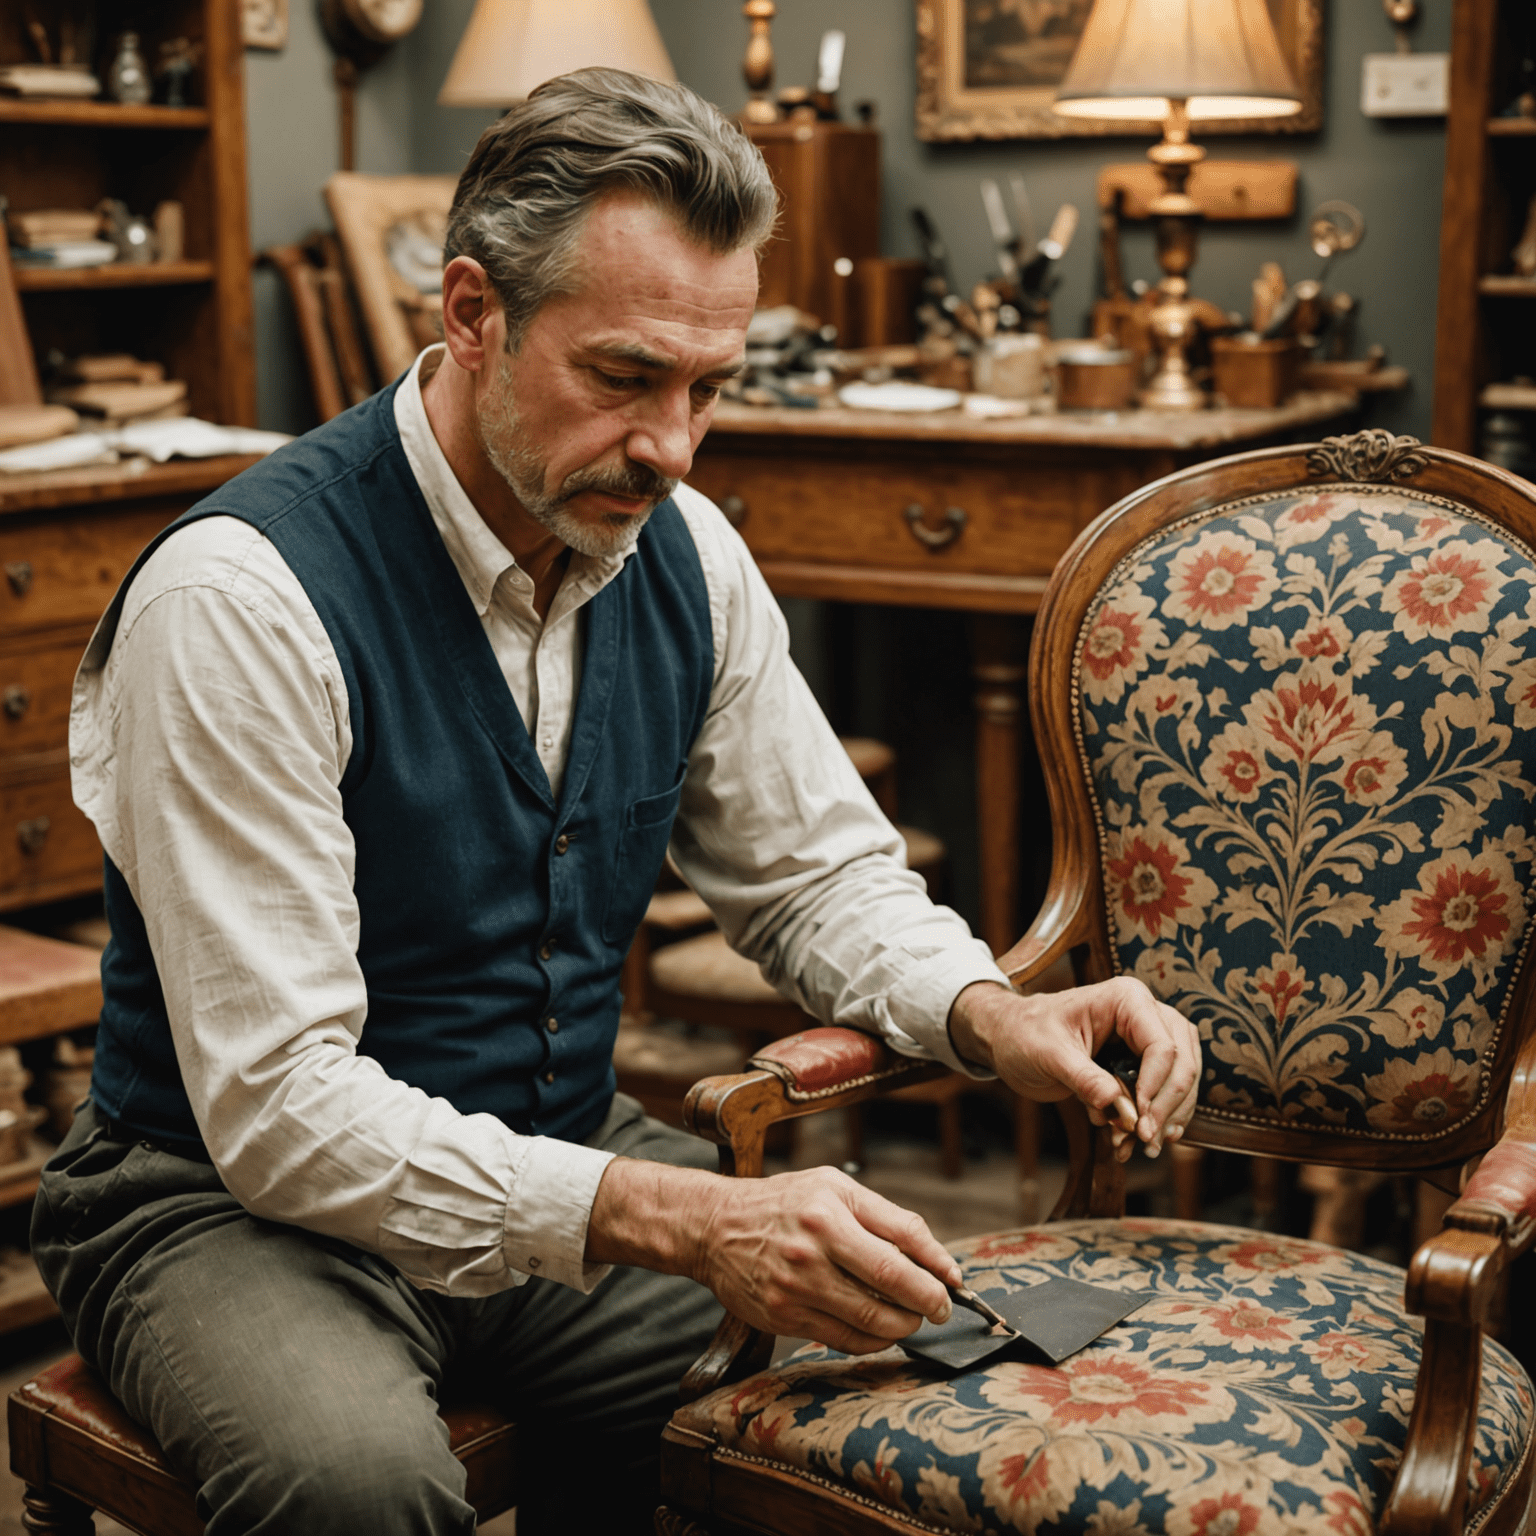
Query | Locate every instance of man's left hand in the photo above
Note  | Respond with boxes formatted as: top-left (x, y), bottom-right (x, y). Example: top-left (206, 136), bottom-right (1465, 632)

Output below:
top-left (948, 977), bottom-right (1200, 1160)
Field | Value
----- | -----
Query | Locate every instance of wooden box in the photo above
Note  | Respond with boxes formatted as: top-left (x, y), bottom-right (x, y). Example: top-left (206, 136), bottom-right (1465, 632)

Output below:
top-left (1212, 336), bottom-right (1302, 409)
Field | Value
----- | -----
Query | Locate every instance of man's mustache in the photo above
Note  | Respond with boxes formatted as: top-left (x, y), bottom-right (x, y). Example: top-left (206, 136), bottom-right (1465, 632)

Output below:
top-left (556, 462), bottom-right (676, 508)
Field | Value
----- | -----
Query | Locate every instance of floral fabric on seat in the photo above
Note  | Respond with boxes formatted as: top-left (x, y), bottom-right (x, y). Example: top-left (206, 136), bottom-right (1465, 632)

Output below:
top-left (690, 1219), bottom-right (1534, 1535)
top-left (1074, 488), bottom-right (1536, 1145)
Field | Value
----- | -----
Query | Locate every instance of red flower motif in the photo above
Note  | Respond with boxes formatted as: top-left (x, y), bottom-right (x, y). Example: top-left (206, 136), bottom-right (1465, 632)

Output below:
top-left (969, 1230), bottom-right (1072, 1262)
top-left (1105, 827), bottom-right (1217, 943)
top-left (1201, 1302), bottom-right (1298, 1349)
top-left (1011, 1355), bottom-right (1211, 1425)
top-left (1397, 862), bottom-right (1510, 967)
top-left (1249, 672), bottom-right (1371, 765)
top-left (1415, 515), bottom-right (1453, 541)
top-left (1165, 533), bottom-right (1277, 631)
top-left (1084, 608), bottom-right (1144, 681)
top-left (1322, 1490), bottom-right (1371, 1536)
top-left (1287, 494), bottom-right (1342, 528)
top-left (1382, 538), bottom-right (1508, 641)
top-left (1185, 1491), bottom-right (1262, 1536)
top-left (1341, 755), bottom-right (1391, 800)
top-left (1385, 1068), bottom-right (1474, 1126)
top-left (1222, 1237), bottom-right (1330, 1274)
top-left (994, 1447), bottom-right (1051, 1508)
top-left (1295, 622), bottom-right (1344, 658)
top-left (1252, 955), bottom-right (1307, 1028)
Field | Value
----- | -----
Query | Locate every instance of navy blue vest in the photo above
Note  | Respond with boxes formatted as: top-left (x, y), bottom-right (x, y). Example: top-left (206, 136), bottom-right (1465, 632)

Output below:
top-left (89, 382), bottom-right (714, 1150)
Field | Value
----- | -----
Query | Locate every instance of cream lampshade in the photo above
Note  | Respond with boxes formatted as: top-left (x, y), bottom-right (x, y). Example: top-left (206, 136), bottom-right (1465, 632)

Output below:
top-left (438, 0), bottom-right (676, 107)
top-left (1053, 0), bottom-right (1302, 411)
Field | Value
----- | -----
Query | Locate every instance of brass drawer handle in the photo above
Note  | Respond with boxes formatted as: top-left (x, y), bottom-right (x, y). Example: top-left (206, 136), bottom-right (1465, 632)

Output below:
top-left (2, 686), bottom-right (29, 721)
top-left (720, 494), bottom-right (748, 529)
top-left (903, 503), bottom-right (967, 551)
top-left (4, 562), bottom-right (32, 597)
top-left (16, 817), bottom-right (48, 856)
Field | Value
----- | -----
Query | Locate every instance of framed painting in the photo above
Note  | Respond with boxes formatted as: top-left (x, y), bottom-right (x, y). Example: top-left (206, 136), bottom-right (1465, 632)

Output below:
top-left (915, 0), bottom-right (1324, 141)
top-left (242, 0), bottom-right (289, 50)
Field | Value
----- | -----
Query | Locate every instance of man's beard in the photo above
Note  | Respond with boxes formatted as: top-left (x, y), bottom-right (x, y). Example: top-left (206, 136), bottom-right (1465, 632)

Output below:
top-left (476, 355), bottom-right (676, 559)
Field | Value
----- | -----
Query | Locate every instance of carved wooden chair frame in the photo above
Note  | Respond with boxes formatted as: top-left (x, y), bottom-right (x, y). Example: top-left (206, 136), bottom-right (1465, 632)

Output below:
top-left (660, 430), bottom-right (1536, 1536)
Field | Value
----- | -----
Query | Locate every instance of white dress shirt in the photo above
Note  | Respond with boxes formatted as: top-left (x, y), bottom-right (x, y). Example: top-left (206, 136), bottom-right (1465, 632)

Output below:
top-left (69, 347), bottom-right (1011, 1298)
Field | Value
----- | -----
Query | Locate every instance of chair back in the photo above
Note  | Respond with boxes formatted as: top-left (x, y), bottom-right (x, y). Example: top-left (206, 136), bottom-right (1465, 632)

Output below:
top-left (1008, 431), bottom-right (1536, 1179)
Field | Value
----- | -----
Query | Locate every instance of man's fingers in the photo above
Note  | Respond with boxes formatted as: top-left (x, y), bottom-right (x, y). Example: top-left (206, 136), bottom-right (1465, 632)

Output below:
top-left (839, 1183), bottom-right (961, 1309)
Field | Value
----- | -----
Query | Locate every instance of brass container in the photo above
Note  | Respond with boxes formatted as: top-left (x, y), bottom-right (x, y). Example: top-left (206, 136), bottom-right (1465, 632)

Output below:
top-left (1055, 347), bottom-right (1138, 411)
top-left (1211, 336), bottom-right (1301, 409)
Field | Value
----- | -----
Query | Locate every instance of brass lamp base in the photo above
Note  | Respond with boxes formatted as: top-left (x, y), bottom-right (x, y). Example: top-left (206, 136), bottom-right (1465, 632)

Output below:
top-left (1140, 101), bottom-right (1208, 412)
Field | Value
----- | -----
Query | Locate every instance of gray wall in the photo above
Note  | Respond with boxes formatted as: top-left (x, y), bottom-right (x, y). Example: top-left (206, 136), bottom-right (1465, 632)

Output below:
top-left (248, 2), bottom-right (1452, 441)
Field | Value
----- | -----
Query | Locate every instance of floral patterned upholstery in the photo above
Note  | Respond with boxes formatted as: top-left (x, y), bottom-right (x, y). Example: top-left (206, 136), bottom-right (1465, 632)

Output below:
top-left (684, 1219), bottom-right (1534, 1535)
top-left (1076, 488), bottom-right (1536, 1145)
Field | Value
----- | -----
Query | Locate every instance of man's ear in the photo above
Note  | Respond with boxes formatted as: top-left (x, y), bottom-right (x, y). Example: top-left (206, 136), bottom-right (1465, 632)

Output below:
top-left (441, 256), bottom-right (503, 375)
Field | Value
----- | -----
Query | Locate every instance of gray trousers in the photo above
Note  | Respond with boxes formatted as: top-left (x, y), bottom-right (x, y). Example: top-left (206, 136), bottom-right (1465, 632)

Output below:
top-left (31, 1095), bottom-right (724, 1535)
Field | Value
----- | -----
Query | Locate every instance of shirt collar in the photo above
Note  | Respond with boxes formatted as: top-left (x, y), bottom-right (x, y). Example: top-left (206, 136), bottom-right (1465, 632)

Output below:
top-left (393, 346), bottom-right (638, 621)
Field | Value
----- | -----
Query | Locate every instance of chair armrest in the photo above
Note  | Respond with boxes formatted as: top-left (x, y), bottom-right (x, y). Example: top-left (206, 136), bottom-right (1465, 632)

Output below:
top-left (683, 1027), bottom-right (949, 1177)
top-left (1379, 1058), bottom-right (1536, 1536)
top-left (677, 1029), bottom-right (948, 1402)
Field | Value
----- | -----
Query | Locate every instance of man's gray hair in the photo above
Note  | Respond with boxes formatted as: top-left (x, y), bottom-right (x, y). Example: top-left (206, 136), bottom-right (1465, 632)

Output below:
top-left (444, 68), bottom-right (778, 346)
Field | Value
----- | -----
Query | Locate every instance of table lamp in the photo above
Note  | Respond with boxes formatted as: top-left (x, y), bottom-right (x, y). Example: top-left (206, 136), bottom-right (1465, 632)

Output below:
top-left (439, 0), bottom-right (675, 106)
top-left (1054, 0), bottom-right (1302, 410)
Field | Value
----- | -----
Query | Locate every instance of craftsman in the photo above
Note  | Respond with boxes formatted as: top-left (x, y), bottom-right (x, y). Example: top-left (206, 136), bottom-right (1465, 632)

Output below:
top-left (34, 70), bottom-right (1199, 1535)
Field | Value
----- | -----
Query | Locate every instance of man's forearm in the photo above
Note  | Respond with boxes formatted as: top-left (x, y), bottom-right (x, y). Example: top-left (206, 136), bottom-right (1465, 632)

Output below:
top-left (584, 1157), bottom-right (721, 1277)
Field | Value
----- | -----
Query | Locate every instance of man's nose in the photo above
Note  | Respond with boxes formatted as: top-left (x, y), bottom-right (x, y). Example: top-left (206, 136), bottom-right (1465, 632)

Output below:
top-left (625, 390), bottom-right (695, 482)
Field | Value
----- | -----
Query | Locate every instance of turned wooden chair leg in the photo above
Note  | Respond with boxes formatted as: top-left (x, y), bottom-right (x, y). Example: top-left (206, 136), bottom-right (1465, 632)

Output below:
top-left (1171, 1141), bottom-right (1204, 1221)
top-left (938, 1093), bottom-right (963, 1180)
top-left (21, 1487), bottom-right (95, 1535)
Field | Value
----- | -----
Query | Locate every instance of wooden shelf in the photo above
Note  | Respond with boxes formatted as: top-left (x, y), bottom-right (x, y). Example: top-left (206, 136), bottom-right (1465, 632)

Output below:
top-left (12, 261), bottom-right (215, 293)
top-left (0, 1251), bottom-right (59, 1334)
top-left (1482, 382), bottom-right (1536, 410)
top-left (1478, 274), bottom-right (1536, 297)
top-left (0, 1137), bottom-right (57, 1212)
top-left (1488, 117), bottom-right (1536, 135)
top-left (0, 99), bottom-right (209, 129)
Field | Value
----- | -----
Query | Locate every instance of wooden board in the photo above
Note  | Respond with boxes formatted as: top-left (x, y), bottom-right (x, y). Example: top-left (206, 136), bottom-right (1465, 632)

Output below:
top-left (0, 925), bottom-right (101, 1043)
top-left (0, 243), bottom-right (40, 408)
top-left (1099, 160), bottom-right (1298, 221)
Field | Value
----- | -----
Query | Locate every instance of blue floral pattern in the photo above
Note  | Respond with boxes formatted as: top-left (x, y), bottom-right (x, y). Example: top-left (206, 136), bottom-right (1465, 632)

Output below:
top-left (692, 1220), bottom-right (1534, 1534)
top-left (1074, 488), bottom-right (1536, 1142)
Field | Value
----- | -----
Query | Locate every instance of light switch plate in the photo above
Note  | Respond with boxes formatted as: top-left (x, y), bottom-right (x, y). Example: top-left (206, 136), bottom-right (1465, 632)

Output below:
top-left (1362, 53), bottom-right (1449, 116)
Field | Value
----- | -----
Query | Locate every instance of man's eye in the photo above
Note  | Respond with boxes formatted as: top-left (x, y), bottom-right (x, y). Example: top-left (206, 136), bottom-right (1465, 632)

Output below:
top-left (693, 381), bottom-right (723, 403)
top-left (598, 371), bottom-right (644, 389)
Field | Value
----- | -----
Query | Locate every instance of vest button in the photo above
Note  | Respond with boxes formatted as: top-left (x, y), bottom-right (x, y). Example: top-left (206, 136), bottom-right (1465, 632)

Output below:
top-left (544, 1070), bottom-right (556, 1084)
top-left (545, 1017), bottom-right (559, 1034)
top-left (539, 940), bottom-right (555, 960)
top-left (554, 834), bottom-right (570, 855)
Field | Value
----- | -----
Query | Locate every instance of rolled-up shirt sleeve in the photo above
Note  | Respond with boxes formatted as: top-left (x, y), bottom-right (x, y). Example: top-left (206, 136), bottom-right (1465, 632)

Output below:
top-left (72, 517), bottom-right (612, 1297)
top-left (668, 486), bottom-right (1011, 1075)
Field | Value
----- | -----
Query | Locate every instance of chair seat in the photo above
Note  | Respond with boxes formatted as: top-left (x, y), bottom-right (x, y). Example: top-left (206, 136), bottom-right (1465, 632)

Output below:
top-left (666, 1218), bottom-right (1536, 1535)
top-left (9, 1354), bottom-right (520, 1532)
top-left (612, 1019), bottom-right (748, 1080)
top-left (651, 930), bottom-right (786, 1008)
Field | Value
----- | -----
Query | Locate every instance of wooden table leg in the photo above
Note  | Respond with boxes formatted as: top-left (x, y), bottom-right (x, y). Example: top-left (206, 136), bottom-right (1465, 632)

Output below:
top-left (971, 615), bottom-right (1028, 957)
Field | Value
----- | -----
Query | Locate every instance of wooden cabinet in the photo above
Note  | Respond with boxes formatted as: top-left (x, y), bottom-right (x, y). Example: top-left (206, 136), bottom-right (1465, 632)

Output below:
top-left (1433, 0), bottom-right (1536, 453)
top-left (747, 121), bottom-right (880, 338)
top-left (0, 459), bottom-right (258, 912)
top-left (0, 0), bottom-right (255, 425)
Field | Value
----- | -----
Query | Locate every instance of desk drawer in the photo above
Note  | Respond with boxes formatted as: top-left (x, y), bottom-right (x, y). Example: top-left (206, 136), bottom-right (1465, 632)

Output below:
top-left (0, 635), bottom-right (87, 758)
top-left (688, 452), bottom-right (1143, 579)
top-left (0, 506), bottom-right (170, 636)
top-left (0, 763), bottom-right (100, 907)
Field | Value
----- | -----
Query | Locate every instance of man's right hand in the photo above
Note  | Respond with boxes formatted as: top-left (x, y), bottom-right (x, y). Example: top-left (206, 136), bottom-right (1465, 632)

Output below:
top-left (587, 1160), bottom-right (960, 1354)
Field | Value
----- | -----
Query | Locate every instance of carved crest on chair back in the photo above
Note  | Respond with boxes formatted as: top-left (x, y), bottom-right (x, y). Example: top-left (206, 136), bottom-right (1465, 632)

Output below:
top-left (1070, 457), bottom-right (1536, 1153)
top-left (1306, 429), bottom-right (1430, 485)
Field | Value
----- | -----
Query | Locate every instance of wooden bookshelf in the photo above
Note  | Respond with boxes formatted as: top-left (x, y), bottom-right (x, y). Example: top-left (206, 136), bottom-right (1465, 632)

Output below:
top-left (12, 260), bottom-right (215, 291)
top-left (0, 99), bottom-right (210, 129)
top-left (0, 0), bottom-right (255, 426)
top-left (1434, 0), bottom-right (1536, 449)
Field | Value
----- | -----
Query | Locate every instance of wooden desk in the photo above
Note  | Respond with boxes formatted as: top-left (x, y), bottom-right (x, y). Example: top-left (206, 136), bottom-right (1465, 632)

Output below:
top-left (690, 392), bottom-right (1358, 955)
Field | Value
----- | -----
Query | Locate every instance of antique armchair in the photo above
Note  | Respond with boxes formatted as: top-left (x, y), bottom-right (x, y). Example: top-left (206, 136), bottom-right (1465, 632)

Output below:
top-left (658, 430), bottom-right (1536, 1536)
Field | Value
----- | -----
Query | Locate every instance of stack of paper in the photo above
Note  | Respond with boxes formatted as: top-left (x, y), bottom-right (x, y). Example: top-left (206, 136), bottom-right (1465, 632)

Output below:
top-left (0, 66), bottom-right (99, 99)
top-left (50, 380), bottom-right (188, 421)
top-left (11, 241), bottom-right (116, 269)
top-left (8, 210), bottom-right (102, 248)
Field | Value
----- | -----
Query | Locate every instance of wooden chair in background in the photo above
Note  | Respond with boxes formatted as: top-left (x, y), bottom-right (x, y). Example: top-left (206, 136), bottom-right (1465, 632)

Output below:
top-left (657, 430), bottom-right (1536, 1536)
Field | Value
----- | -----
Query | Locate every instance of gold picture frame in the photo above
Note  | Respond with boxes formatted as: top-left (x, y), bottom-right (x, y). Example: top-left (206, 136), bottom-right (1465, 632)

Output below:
top-left (242, 0), bottom-right (290, 50)
top-left (915, 0), bottom-right (1324, 142)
